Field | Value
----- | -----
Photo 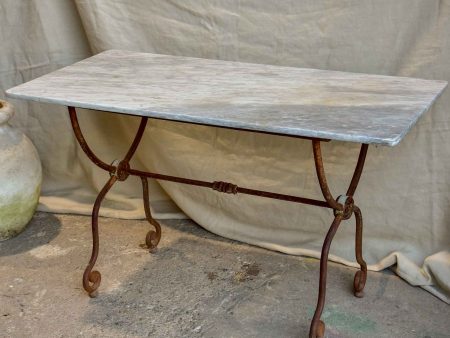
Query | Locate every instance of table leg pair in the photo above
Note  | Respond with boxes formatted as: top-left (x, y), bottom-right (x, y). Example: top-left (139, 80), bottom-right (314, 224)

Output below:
top-left (68, 107), bottom-right (368, 338)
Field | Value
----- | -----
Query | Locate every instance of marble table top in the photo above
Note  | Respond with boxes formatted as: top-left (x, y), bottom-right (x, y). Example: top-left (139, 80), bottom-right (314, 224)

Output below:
top-left (6, 50), bottom-right (447, 146)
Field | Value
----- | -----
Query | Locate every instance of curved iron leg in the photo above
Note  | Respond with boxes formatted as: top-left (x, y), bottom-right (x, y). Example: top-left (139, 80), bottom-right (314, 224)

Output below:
top-left (352, 206), bottom-right (367, 297)
top-left (346, 144), bottom-right (369, 197)
top-left (69, 107), bottom-right (157, 296)
top-left (141, 176), bottom-right (162, 252)
top-left (309, 141), bottom-right (369, 337)
top-left (309, 215), bottom-right (343, 338)
top-left (312, 140), bottom-right (342, 210)
top-left (83, 175), bottom-right (118, 297)
top-left (68, 106), bottom-right (115, 172)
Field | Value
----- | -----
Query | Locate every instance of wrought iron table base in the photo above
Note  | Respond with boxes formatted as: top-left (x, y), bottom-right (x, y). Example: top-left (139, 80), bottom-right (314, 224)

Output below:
top-left (68, 106), bottom-right (368, 338)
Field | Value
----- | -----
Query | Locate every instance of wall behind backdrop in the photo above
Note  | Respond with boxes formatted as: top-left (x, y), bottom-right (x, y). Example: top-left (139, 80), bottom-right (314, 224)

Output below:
top-left (1, 0), bottom-right (449, 302)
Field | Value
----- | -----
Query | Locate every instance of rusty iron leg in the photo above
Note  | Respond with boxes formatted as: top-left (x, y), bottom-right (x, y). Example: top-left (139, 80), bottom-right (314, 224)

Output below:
top-left (69, 106), bottom-right (370, 335)
top-left (353, 205), bottom-right (367, 297)
top-left (68, 107), bottom-right (161, 296)
top-left (82, 175), bottom-right (117, 297)
top-left (141, 176), bottom-right (162, 252)
top-left (309, 141), bottom-right (369, 337)
top-left (309, 214), bottom-right (343, 338)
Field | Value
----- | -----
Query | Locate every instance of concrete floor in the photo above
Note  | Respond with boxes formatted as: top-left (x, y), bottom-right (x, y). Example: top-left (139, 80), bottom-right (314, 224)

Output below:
top-left (0, 212), bottom-right (448, 338)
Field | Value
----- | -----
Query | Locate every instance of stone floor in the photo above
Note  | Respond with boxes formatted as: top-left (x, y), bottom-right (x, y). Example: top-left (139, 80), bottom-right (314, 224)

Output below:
top-left (0, 212), bottom-right (448, 338)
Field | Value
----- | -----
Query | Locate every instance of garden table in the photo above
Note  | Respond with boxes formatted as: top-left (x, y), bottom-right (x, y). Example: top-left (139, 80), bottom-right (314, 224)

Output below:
top-left (6, 50), bottom-right (447, 337)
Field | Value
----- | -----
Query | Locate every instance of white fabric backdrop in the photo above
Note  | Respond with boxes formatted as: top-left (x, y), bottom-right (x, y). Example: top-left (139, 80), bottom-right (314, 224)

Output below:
top-left (2, 0), bottom-right (449, 303)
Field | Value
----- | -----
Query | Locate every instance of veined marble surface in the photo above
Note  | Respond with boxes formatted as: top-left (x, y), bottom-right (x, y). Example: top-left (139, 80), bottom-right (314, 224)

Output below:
top-left (6, 50), bottom-right (447, 146)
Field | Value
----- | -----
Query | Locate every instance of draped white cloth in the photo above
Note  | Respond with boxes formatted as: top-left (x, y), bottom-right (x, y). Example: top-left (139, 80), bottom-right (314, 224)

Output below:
top-left (2, 0), bottom-right (449, 302)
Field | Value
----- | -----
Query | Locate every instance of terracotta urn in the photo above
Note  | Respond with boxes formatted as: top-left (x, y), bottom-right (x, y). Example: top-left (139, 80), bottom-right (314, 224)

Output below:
top-left (0, 100), bottom-right (42, 240)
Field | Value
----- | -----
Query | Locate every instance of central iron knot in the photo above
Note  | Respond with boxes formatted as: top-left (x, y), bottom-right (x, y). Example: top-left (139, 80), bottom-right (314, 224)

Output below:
top-left (212, 181), bottom-right (238, 194)
top-left (109, 159), bottom-right (130, 181)
top-left (334, 195), bottom-right (354, 220)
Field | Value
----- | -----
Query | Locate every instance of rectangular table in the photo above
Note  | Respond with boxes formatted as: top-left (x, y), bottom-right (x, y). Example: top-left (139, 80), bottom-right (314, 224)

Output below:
top-left (6, 50), bottom-right (447, 338)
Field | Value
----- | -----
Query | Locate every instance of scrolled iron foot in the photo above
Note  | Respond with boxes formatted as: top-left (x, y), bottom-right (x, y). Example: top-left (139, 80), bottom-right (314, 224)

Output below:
top-left (141, 177), bottom-right (162, 252)
top-left (83, 267), bottom-right (101, 298)
top-left (145, 225), bottom-right (161, 252)
top-left (353, 270), bottom-right (367, 298)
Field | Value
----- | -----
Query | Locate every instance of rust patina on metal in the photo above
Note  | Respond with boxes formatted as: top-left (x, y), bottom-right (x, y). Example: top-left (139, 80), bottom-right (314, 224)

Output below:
top-left (69, 106), bottom-right (369, 338)
top-left (7, 50), bottom-right (446, 338)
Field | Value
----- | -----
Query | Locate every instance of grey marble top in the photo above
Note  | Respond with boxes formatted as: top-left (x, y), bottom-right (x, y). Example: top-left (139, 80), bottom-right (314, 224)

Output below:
top-left (6, 50), bottom-right (447, 146)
